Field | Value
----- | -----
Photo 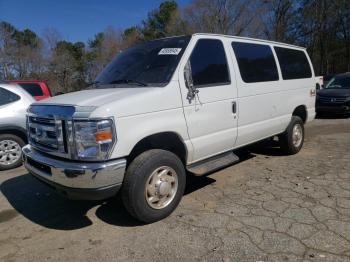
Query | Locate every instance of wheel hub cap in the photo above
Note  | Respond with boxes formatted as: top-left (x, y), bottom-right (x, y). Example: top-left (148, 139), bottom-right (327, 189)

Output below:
top-left (145, 166), bottom-right (178, 210)
top-left (0, 140), bottom-right (21, 166)
top-left (158, 181), bottom-right (172, 196)
top-left (292, 124), bottom-right (303, 148)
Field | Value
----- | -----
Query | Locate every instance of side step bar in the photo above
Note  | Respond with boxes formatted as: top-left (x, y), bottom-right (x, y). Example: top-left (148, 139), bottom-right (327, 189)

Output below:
top-left (187, 151), bottom-right (240, 176)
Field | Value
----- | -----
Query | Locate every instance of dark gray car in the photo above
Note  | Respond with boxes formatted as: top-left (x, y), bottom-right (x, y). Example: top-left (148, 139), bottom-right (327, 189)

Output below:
top-left (0, 83), bottom-right (34, 170)
top-left (316, 73), bottom-right (350, 115)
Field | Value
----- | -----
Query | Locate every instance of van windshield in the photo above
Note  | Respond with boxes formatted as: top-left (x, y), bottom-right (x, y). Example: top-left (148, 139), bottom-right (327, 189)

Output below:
top-left (93, 36), bottom-right (191, 88)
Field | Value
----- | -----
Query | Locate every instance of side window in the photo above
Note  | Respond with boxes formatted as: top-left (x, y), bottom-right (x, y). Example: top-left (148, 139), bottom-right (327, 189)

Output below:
top-left (232, 42), bottom-right (279, 83)
top-left (0, 88), bottom-right (21, 106)
top-left (189, 39), bottom-right (230, 87)
top-left (18, 83), bottom-right (44, 96)
top-left (274, 47), bottom-right (312, 80)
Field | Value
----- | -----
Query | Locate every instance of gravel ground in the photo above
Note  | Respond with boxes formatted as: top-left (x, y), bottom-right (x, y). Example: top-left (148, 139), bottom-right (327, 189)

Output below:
top-left (0, 117), bottom-right (350, 262)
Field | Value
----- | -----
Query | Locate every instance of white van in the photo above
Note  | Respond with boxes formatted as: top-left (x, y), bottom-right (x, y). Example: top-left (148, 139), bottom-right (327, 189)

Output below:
top-left (23, 34), bottom-right (316, 223)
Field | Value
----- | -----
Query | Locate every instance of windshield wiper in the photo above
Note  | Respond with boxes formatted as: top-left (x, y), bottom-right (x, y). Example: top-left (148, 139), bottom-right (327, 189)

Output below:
top-left (109, 79), bottom-right (148, 87)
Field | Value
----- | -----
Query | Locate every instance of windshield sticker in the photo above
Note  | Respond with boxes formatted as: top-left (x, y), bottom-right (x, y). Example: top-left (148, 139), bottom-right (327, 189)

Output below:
top-left (158, 48), bottom-right (182, 55)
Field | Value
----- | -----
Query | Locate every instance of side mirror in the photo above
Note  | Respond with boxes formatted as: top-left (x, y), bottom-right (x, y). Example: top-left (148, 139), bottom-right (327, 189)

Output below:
top-left (184, 60), bottom-right (197, 101)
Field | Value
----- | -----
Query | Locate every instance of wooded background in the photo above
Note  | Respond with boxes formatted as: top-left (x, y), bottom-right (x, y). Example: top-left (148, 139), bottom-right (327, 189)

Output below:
top-left (0, 0), bottom-right (349, 93)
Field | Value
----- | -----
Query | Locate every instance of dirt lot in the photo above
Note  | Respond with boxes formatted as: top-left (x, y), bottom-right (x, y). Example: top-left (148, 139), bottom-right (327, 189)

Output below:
top-left (0, 118), bottom-right (350, 262)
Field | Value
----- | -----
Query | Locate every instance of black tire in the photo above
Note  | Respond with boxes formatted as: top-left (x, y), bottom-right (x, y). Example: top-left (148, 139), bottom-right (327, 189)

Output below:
top-left (279, 116), bottom-right (305, 155)
top-left (122, 149), bottom-right (186, 223)
top-left (0, 134), bottom-right (25, 171)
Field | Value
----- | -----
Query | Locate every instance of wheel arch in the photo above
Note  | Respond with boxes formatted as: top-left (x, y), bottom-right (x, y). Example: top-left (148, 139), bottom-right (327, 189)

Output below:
top-left (0, 126), bottom-right (27, 144)
top-left (292, 105), bottom-right (307, 123)
top-left (127, 132), bottom-right (188, 167)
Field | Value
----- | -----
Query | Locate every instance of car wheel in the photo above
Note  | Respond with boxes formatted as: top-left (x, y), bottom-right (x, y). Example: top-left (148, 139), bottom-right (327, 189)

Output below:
top-left (279, 116), bottom-right (304, 155)
top-left (122, 149), bottom-right (186, 223)
top-left (0, 134), bottom-right (25, 171)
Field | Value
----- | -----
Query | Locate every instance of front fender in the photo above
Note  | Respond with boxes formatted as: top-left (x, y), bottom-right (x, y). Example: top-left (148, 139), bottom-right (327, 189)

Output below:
top-left (110, 108), bottom-right (193, 163)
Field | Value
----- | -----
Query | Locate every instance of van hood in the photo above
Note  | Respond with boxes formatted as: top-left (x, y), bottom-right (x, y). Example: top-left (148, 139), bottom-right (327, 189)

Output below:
top-left (40, 87), bottom-right (156, 107)
top-left (317, 88), bottom-right (350, 97)
top-left (36, 84), bottom-right (182, 118)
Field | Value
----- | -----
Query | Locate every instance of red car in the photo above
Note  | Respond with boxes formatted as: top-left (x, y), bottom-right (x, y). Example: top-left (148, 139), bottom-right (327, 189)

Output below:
top-left (7, 80), bottom-right (52, 101)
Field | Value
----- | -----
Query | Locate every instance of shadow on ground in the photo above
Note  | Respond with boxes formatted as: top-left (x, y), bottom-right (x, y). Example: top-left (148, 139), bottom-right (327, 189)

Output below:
top-left (1, 142), bottom-right (276, 230)
top-left (0, 174), bottom-right (141, 230)
top-left (246, 139), bottom-right (286, 157)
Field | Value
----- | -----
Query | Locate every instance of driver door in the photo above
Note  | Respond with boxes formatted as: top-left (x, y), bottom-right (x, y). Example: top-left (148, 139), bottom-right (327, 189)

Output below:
top-left (178, 37), bottom-right (238, 163)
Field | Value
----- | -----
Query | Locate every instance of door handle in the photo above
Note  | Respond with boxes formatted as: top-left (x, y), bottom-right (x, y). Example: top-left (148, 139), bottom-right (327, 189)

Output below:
top-left (232, 101), bottom-right (237, 114)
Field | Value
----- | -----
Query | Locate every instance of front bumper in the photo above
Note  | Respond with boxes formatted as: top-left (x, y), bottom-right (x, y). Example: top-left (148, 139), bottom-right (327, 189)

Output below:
top-left (22, 145), bottom-right (127, 200)
top-left (316, 104), bottom-right (350, 114)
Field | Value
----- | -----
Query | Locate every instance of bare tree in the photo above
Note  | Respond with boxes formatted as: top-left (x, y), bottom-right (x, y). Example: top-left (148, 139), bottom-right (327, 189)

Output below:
top-left (0, 22), bottom-right (45, 79)
top-left (122, 27), bottom-right (142, 48)
top-left (86, 26), bottom-right (123, 82)
top-left (262, 0), bottom-right (297, 42)
top-left (50, 49), bottom-right (76, 93)
top-left (42, 27), bottom-right (63, 50)
top-left (334, 0), bottom-right (350, 72)
top-left (165, 10), bottom-right (193, 36)
top-left (181, 0), bottom-right (265, 36)
top-left (99, 26), bottom-right (122, 65)
top-left (0, 22), bottom-right (17, 79)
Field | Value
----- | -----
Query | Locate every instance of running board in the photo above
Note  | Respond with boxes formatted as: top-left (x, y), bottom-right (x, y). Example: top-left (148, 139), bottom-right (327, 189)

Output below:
top-left (187, 151), bottom-right (240, 176)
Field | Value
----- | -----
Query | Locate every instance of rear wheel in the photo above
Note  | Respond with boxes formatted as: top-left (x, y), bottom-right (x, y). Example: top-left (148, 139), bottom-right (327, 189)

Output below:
top-left (279, 116), bottom-right (304, 155)
top-left (0, 134), bottom-right (25, 171)
top-left (122, 149), bottom-right (186, 223)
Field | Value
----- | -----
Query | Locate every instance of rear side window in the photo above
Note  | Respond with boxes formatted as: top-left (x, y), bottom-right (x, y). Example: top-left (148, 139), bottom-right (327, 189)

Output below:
top-left (18, 83), bottom-right (43, 96)
top-left (190, 39), bottom-right (230, 87)
top-left (274, 47), bottom-right (312, 79)
top-left (232, 42), bottom-right (279, 83)
top-left (0, 88), bottom-right (20, 106)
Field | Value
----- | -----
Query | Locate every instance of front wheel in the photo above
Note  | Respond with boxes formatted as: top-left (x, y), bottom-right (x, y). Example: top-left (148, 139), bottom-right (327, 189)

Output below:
top-left (122, 149), bottom-right (186, 223)
top-left (0, 134), bottom-right (25, 171)
top-left (279, 116), bottom-right (305, 155)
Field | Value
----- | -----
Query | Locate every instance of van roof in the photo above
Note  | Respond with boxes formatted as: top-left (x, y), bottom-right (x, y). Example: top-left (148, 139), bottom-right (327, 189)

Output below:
top-left (129, 34), bottom-right (306, 51)
top-left (192, 33), bottom-right (306, 50)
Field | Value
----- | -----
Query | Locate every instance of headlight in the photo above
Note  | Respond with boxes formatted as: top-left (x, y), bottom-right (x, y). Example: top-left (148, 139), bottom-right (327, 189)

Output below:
top-left (73, 119), bottom-right (115, 160)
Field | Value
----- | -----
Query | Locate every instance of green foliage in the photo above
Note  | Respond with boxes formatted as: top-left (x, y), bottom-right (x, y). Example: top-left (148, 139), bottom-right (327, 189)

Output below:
top-left (123, 27), bottom-right (139, 39)
top-left (0, 22), bottom-right (39, 48)
top-left (54, 40), bottom-right (86, 79)
top-left (142, 1), bottom-right (178, 40)
top-left (13, 29), bottom-right (38, 47)
top-left (88, 32), bottom-right (104, 49)
top-left (0, 21), bottom-right (16, 34)
top-left (155, 1), bottom-right (178, 31)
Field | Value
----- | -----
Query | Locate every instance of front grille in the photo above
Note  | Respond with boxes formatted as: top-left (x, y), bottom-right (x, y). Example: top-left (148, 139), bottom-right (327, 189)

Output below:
top-left (318, 96), bottom-right (347, 104)
top-left (28, 115), bottom-right (67, 155)
top-left (27, 104), bottom-right (94, 160)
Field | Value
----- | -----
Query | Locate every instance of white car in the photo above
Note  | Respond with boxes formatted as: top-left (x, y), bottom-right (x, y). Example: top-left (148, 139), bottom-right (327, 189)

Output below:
top-left (0, 83), bottom-right (35, 170)
top-left (23, 34), bottom-right (316, 223)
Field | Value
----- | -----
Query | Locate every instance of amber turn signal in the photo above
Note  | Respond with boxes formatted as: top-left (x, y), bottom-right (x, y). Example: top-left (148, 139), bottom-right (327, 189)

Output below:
top-left (95, 132), bottom-right (113, 141)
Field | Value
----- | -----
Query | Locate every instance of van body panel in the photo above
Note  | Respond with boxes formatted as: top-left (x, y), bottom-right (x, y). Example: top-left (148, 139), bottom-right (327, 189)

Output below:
top-left (178, 35), bottom-right (316, 163)
top-left (177, 35), bottom-right (239, 163)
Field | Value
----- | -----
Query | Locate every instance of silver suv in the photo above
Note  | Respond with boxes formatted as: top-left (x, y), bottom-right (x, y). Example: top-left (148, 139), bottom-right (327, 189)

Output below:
top-left (0, 83), bottom-right (34, 170)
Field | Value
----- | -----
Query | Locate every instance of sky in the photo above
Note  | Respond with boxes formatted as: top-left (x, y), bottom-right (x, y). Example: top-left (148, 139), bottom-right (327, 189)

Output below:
top-left (0, 0), bottom-right (190, 43)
